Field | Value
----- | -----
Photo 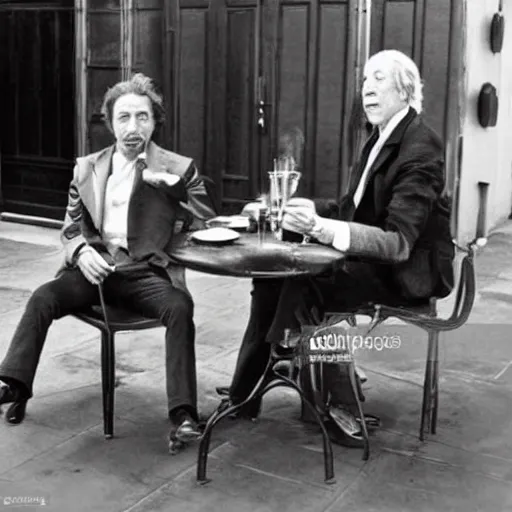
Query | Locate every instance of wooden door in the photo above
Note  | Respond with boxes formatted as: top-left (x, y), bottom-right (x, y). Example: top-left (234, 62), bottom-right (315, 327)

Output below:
top-left (174, 0), bottom-right (358, 212)
top-left (370, 0), bottom-right (464, 201)
top-left (77, 0), bottom-right (167, 155)
top-left (0, 0), bottom-right (75, 219)
top-left (173, 0), bottom-right (261, 213)
top-left (261, 0), bottom-right (358, 200)
top-left (77, 0), bottom-right (124, 154)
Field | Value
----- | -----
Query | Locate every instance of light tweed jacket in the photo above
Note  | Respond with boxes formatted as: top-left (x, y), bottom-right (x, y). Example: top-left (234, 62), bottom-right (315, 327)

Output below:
top-left (59, 141), bottom-right (216, 292)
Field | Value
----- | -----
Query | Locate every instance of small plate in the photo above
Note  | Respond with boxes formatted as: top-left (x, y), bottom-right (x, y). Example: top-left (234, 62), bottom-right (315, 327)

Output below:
top-left (206, 215), bottom-right (250, 231)
top-left (191, 227), bottom-right (240, 244)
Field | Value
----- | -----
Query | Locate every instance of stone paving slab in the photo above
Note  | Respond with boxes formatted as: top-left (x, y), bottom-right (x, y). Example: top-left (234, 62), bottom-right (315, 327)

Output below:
top-left (1, 220), bottom-right (512, 511)
top-left (325, 451), bottom-right (512, 512)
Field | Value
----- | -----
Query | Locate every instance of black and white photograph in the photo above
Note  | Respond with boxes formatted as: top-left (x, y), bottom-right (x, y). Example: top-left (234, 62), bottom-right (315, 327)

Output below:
top-left (0, 0), bottom-right (511, 510)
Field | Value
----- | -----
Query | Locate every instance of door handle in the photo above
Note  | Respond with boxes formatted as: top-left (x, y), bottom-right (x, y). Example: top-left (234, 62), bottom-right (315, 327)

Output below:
top-left (256, 76), bottom-right (270, 134)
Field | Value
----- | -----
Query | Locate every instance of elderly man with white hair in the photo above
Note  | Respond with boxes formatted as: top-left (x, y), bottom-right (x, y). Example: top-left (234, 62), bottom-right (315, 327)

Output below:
top-left (224, 49), bottom-right (455, 447)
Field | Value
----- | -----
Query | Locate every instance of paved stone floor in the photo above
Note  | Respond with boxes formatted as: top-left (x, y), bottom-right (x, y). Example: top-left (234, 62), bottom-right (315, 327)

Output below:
top-left (0, 220), bottom-right (512, 511)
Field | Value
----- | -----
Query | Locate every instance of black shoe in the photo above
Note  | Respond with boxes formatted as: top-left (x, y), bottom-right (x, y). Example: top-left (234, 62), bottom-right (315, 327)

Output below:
top-left (215, 386), bottom-right (230, 397)
top-left (218, 397), bottom-right (260, 420)
top-left (0, 382), bottom-right (17, 405)
top-left (324, 418), bottom-right (365, 448)
top-left (0, 382), bottom-right (28, 425)
top-left (4, 400), bottom-right (28, 425)
top-left (168, 408), bottom-right (201, 454)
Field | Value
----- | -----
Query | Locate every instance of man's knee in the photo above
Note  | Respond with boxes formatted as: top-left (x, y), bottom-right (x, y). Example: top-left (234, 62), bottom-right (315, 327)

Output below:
top-left (25, 283), bottom-right (59, 317)
top-left (161, 289), bottom-right (194, 324)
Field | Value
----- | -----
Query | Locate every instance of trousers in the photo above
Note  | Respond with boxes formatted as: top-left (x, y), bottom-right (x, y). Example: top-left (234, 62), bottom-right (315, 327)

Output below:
top-left (0, 265), bottom-right (197, 417)
top-left (229, 261), bottom-right (402, 408)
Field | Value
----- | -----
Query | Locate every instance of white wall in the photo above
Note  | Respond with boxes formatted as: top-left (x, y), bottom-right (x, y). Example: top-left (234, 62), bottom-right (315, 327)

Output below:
top-left (458, 0), bottom-right (512, 242)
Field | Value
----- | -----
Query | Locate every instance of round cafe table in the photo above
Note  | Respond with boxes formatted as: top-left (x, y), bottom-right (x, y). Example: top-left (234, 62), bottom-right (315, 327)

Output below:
top-left (170, 229), bottom-right (348, 485)
top-left (170, 230), bottom-right (345, 278)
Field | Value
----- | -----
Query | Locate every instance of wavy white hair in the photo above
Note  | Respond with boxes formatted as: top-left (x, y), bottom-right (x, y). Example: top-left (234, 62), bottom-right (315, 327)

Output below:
top-left (366, 50), bottom-right (424, 113)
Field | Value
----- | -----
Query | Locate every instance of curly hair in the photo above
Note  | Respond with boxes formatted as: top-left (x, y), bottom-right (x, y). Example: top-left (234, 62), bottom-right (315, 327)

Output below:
top-left (100, 73), bottom-right (165, 133)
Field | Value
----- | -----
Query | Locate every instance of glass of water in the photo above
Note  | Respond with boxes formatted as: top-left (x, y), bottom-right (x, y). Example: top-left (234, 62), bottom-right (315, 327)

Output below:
top-left (268, 157), bottom-right (301, 238)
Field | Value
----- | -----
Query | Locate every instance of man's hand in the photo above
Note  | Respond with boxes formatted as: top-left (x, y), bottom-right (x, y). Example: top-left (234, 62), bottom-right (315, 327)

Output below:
top-left (282, 197), bottom-right (316, 235)
top-left (241, 201), bottom-right (268, 220)
top-left (283, 198), bottom-right (337, 246)
top-left (142, 169), bottom-right (181, 188)
top-left (77, 246), bottom-right (115, 285)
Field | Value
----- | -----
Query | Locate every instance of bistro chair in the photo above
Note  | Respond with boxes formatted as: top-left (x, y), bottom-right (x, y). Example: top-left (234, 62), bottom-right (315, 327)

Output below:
top-left (307, 235), bottom-right (485, 451)
top-left (73, 177), bottom-right (219, 439)
top-left (73, 285), bottom-right (161, 439)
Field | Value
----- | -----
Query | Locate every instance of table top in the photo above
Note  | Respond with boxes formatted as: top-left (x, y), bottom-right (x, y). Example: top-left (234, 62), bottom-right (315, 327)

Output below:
top-left (170, 231), bottom-right (345, 278)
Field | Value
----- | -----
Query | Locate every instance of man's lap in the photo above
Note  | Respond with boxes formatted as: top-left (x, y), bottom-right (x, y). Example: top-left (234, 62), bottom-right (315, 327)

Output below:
top-left (35, 266), bottom-right (189, 320)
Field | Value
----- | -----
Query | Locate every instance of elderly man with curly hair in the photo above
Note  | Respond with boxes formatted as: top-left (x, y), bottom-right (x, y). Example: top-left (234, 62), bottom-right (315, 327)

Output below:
top-left (0, 73), bottom-right (215, 451)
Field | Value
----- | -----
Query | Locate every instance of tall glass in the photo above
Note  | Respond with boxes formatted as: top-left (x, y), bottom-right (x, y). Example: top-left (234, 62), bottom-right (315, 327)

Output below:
top-left (268, 157), bottom-right (301, 238)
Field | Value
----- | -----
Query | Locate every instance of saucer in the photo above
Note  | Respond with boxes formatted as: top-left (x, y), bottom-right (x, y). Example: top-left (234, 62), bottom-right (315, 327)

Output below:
top-left (191, 227), bottom-right (240, 244)
top-left (206, 215), bottom-right (250, 231)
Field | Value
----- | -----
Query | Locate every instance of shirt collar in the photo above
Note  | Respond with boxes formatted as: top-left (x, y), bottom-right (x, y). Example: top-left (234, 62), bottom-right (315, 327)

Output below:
top-left (112, 151), bottom-right (138, 177)
top-left (377, 106), bottom-right (410, 141)
top-left (112, 151), bottom-right (131, 167)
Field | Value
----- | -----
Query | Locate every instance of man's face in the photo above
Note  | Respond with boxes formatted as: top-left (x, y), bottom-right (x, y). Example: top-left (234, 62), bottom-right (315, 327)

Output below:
top-left (362, 55), bottom-right (408, 131)
top-left (112, 93), bottom-right (155, 158)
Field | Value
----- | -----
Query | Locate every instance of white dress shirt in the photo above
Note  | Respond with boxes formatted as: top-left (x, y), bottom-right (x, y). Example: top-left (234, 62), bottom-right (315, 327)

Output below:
top-left (324, 106), bottom-right (410, 252)
top-left (102, 152), bottom-right (137, 254)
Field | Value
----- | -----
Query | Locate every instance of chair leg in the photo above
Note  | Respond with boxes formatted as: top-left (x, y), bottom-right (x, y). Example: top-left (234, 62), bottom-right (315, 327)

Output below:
top-left (430, 331), bottom-right (440, 434)
top-left (300, 363), bottom-right (327, 423)
top-left (347, 362), bottom-right (370, 461)
top-left (101, 330), bottom-right (115, 439)
top-left (420, 329), bottom-right (439, 441)
top-left (275, 375), bottom-right (336, 484)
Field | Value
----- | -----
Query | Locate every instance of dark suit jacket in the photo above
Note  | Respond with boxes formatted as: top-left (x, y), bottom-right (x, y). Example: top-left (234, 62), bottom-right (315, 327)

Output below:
top-left (318, 107), bottom-right (454, 299)
top-left (59, 141), bottom-right (216, 292)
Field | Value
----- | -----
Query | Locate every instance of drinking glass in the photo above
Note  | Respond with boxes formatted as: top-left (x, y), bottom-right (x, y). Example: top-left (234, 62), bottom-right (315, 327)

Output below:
top-left (268, 157), bottom-right (301, 239)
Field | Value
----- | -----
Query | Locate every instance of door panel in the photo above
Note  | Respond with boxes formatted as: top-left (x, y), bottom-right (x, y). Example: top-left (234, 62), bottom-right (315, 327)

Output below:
top-left (176, 0), bottom-right (260, 212)
top-left (222, 4), bottom-right (259, 207)
top-left (0, 0), bottom-right (75, 219)
top-left (370, 0), bottom-right (463, 207)
top-left (175, 0), bottom-right (357, 211)
top-left (177, 4), bottom-right (209, 168)
top-left (315, 3), bottom-right (351, 197)
top-left (83, 3), bottom-right (123, 152)
top-left (264, 0), bottom-right (357, 198)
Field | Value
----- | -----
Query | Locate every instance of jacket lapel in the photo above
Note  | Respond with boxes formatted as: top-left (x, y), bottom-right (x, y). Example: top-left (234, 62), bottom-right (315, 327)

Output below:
top-left (128, 141), bottom-right (166, 201)
top-left (365, 107), bottom-right (417, 183)
top-left (77, 145), bottom-right (114, 231)
top-left (347, 130), bottom-right (379, 198)
top-left (92, 146), bottom-right (115, 230)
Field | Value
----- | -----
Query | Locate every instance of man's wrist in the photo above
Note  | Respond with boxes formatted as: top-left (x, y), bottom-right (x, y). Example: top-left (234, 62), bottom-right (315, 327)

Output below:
top-left (76, 244), bottom-right (94, 262)
top-left (309, 217), bottom-right (335, 246)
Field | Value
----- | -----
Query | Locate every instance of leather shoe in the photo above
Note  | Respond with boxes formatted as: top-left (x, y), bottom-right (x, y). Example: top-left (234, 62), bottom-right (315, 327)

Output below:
top-left (215, 386), bottom-right (230, 397)
top-left (218, 397), bottom-right (260, 420)
top-left (4, 400), bottom-right (27, 425)
top-left (168, 409), bottom-right (201, 454)
top-left (175, 418), bottom-right (201, 443)
top-left (0, 382), bottom-right (28, 425)
top-left (324, 418), bottom-right (365, 448)
top-left (0, 383), bottom-right (17, 405)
